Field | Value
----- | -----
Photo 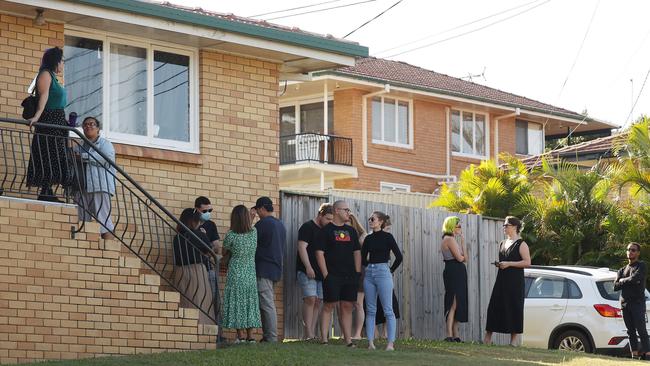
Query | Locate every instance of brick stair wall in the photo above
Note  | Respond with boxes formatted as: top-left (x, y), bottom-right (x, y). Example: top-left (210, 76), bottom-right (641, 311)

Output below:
top-left (0, 197), bottom-right (216, 365)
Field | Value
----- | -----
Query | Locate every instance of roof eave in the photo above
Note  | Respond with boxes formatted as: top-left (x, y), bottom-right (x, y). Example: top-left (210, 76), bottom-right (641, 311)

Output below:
top-left (315, 70), bottom-right (600, 124)
top-left (71, 0), bottom-right (369, 58)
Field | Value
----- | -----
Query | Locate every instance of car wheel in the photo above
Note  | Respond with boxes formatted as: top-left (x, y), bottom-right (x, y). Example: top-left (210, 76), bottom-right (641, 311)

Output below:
top-left (554, 330), bottom-right (593, 353)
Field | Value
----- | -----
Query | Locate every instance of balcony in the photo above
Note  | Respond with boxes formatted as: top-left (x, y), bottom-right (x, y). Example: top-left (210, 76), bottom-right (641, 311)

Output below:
top-left (279, 133), bottom-right (357, 189)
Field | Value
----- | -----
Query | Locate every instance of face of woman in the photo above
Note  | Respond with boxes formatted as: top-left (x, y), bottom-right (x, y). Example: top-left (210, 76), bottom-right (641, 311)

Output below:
top-left (368, 214), bottom-right (382, 230)
top-left (453, 222), bottom-right (462, 235)
top-left (56, 59), bottom-right (64, 74)
top-left (502, 222), bottom-right (516, 236)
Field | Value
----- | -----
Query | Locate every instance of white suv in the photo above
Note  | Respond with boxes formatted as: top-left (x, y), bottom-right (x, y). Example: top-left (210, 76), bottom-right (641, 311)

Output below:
top-left (523, 265), bottom-right (650, 354)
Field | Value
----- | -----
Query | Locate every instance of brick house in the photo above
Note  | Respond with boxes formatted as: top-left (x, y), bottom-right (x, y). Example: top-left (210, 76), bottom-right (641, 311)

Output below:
top-left (278, 57), bottom-right (618, 193)
top-left (0, 0), bottom-right (367, 363)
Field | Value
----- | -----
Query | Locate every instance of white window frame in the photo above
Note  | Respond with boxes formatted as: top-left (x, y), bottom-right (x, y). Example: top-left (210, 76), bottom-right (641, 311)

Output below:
top-left (65, 27), bottom-right (199, 153)
top-left (279, 95), bottom-right (334, 135)
top-left (516, 120), bottom-right (545, 156)
top-left (371, 96), bottom-right (414, 149)
top-left (380, 181), bottom-right (411, 192)
top-left (450, 108), bottom-right (490, 160)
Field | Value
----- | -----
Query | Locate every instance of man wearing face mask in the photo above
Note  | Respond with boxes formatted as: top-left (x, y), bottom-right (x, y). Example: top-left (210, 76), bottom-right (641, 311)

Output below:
top-left (194, 196), bottom-right (222, 329)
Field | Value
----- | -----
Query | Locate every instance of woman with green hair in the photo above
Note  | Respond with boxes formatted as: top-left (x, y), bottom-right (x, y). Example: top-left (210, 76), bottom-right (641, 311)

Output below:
top-left (440, 216), bottom-right (467, 342)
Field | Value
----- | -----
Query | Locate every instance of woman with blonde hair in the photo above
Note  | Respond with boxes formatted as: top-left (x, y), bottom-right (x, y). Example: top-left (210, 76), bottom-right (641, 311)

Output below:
top-left (362, 211), bottom-right (403, 351)
top-left (440, 216), bottom-right (468, 342)
top-left (348, 213), bottom-right (367, 340)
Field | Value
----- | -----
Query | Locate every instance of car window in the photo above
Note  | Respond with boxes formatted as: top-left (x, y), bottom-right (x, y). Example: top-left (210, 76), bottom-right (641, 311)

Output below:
top-left (596, 280), bottom-right (619, 301)
top-left (527, 276), bottom-right (565, 298)
top-left (567, 279), bottom-right (582, 299)
top-left (525, 277), bottom-right (533, 296)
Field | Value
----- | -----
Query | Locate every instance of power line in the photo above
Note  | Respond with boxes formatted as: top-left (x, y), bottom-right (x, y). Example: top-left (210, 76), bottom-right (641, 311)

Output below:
top-left (265, 0), bottom-right (376, 21)
top-left (384, 0), bottom-right (550, 58)
top-left (374, 0), bottom-right (542, 56)
top-left (249, 0), bottom-right (344, 18)
top-left (343, 0), bottom-right (404, 39)
top-left (558, 0), bottom-right (600, 98)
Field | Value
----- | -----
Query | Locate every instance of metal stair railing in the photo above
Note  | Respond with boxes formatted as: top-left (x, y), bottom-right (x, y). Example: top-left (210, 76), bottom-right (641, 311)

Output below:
top-left (0, 117), bottom-right (219, 326)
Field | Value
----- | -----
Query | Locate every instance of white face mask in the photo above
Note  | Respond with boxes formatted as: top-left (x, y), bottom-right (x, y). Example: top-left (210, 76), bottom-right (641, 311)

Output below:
top-left (200, 212), bottom-right (211, 221)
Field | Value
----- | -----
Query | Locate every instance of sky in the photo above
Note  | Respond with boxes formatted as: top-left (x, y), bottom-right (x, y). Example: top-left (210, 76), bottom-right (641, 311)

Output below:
top-left (174, 0), bottom-right (650, 128)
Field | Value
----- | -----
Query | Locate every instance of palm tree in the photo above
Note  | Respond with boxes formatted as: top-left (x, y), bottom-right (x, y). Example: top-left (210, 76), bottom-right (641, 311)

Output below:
top-left (612, 116), bottom-right (650, 196)
top-left (430, 153), bottom-right (534, 218)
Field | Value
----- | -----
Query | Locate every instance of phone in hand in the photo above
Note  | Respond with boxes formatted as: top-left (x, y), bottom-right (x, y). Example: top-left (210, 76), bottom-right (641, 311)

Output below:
top-left (492, 261), bottom-right (500, 267)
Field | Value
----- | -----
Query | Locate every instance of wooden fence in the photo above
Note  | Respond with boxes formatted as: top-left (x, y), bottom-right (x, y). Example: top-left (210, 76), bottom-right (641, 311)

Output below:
top-left (280, 190), bottom-right (511, 344)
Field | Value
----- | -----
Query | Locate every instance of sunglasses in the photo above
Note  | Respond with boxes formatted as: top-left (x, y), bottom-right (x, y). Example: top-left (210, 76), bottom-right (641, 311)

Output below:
top-left (368, 217), bottom-right (376, 222)
top-left (199, 208), bottom-right (212, 213)
top-left (502, 223), bottom-right (514, 227)
top-left (455, 225), bottom-right (461, 228)
top-left (627, 248), bottom-right (638, 252)
top-left (82, 122), bottom-right (97, 128)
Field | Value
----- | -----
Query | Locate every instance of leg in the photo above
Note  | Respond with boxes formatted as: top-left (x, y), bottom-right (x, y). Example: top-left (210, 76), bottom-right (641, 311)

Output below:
top-left (339, 300), bottom-right (354, 345)
top-left (246, 328), bottom-right (254, 340)
top-left (631, 303), bottom-right (650, 356)
top-left (352, 292), bottom-right (365, 339)
top-left (364, 273), bottom-right (378, 348)
top-left (320, 302), bottom-right (336, 343)
top-left (92, 192), bottom-right (114, 239)
top-left (257, 277), bottom-right (278, 342)
top-left (453, 320), bottom-right (460, 339)
top-left (375, 265), bottom-right (396, 349)
top-left (302, 296), bottom-right (317, 339)
top-left (484, 331), bottom-right (493, 345)
top-left (236, 329), bottom-right (245, 341)
top-left (623, 307), bottom-right (640, 355)
top-left (446, 297), bottom-right (457, 338)
top-left (510, 333), bottom-right (518, 346)
top-left (311, 297), bottom-right (322, 338)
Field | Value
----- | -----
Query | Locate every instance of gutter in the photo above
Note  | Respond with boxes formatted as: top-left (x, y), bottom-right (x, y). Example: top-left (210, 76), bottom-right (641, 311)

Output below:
top-left (361, 85), bottom-right (457, 182)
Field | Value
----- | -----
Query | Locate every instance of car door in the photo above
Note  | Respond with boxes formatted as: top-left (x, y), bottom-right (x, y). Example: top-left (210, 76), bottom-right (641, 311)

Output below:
top-left (523, 275), bottom-right (568, 348)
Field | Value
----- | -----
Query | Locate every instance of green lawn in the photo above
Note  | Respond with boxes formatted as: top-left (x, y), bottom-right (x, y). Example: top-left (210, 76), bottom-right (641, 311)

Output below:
top-left (28, 339), bottom-right (646, 366)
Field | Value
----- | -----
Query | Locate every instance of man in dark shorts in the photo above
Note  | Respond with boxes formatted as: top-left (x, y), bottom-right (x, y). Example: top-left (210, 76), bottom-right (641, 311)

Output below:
top-left (315, 200), bottom-right (361, 346)
top-left (615, 242), bottom-right (650, 360)
top-left (297, 203), bottom-right (333, 340)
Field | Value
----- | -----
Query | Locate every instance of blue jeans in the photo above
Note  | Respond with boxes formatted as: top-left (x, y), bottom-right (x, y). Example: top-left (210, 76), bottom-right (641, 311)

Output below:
top-left (364, 263), bottom-right (396, 342)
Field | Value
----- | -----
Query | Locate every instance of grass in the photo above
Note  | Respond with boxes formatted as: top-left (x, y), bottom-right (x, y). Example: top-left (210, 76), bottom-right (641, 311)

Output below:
top-left (26, 339), bottom-right (646, 366)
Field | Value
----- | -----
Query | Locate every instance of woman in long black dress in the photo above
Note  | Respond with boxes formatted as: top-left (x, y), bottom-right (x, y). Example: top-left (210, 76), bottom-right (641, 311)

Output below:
top-left (26, 47), bottom-right (71, 202)
top-left (484, 216), bottom-right (531, 346)
top-left (441, 216), bottom-right (468, 342)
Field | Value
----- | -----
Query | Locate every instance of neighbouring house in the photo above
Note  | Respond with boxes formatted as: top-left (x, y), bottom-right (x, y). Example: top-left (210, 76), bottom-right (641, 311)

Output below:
top-left (0, 0), bottom-right (367, 363)
top-left (278, 57), bottom-right (618, 193)
top-left (520, 133), bottom-right (620, 170)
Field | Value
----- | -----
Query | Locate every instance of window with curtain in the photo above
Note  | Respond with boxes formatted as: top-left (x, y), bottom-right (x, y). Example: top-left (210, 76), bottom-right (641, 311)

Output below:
top-left (451, 109), bottom-right (487, 157)
top-left (371, 97), bottom-right (411, 147)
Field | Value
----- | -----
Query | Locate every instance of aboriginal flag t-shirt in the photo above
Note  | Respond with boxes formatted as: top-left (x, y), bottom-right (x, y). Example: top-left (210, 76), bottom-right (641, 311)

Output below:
top-left (314, 222), bottom-right (361, 279)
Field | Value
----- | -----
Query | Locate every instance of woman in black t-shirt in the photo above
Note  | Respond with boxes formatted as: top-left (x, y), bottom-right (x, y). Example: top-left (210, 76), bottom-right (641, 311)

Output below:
top-left (172, 208), bottom-right (215, 325)
top-left (362, 211), bottom-right (403, 351)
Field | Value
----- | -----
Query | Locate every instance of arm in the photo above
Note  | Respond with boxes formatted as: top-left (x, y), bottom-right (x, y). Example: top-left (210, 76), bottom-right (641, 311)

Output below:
top-left (617, 263), bottom-right (647, 287)
top-left (444, 237), bottom-right (465, 262)
top-left (297, 240), bottom-right (315, 279)
top-left (315, 250), bottom-right (328, 279)
top-left (389, 235), bottom-right (403, 273)
top-left (499, 241), bottom-right (532, 269)
top-left (361, 240), bottom-right (369, 267)
top-left (28, 71), bottom-right (51, 125)
top-left (353, 249), bottom-right (361, 273)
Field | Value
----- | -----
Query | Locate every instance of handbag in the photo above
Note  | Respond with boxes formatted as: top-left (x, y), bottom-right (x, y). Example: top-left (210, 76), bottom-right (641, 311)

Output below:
top-left (21, 94), bottom-right (38, 120)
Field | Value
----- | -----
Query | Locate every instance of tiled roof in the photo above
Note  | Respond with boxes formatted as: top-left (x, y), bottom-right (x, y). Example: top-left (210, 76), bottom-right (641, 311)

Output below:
top-left (520, 133), bottom-right (622, 169)
top-left (324, 57), bottom-right (588, 120)
top-left (157, 1), bottom-right (358, 46)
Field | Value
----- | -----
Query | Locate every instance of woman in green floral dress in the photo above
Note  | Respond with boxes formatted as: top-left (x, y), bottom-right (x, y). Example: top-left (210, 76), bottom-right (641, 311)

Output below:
top-left (222, 204), bottom-right (261, 342)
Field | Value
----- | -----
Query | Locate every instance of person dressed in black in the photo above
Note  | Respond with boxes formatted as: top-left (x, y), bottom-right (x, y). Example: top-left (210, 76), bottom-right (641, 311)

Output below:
top-left (615, 242), bottom-right (650, 360)
top-left (315, 200), bottom-right (361, 347)
top-left (26, 47), bottom-right (71, 202)
top-left (440, 216), bottom-right (468, 342)
top-left (484, 216), bottom-right (531, 346)
top-left (172, 208), bottom-right (215, 325)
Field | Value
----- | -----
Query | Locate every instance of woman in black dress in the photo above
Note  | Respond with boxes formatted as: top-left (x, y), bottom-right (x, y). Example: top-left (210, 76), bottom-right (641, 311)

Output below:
top-left (26, 47), bottom-right (71, 202)
top-left (441, 216), bottom-right (468, 342)
top-left (484, 216), bottom-right (531, 346)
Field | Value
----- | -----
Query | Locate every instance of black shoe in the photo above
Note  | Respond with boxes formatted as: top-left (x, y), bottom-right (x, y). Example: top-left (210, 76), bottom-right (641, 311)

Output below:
top-left (444, 337), bottom-right (454, 342)
top-left (454, 338), bottom-right (462, 343)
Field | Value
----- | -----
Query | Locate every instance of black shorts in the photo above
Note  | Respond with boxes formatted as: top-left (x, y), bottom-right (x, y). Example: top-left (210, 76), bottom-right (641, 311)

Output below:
top-left (323, 274), bottom-right (358, 303)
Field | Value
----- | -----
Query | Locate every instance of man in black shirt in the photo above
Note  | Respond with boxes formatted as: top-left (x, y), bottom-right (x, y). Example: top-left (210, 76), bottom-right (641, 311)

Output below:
top-left (297, 203), bottom-right (333, 340)
top-left (315, 200), bottom-right (361, 346)
top-left (194, 197), bottom-right (221, 328)
top-left (615, 242), bottom-right (649, 359)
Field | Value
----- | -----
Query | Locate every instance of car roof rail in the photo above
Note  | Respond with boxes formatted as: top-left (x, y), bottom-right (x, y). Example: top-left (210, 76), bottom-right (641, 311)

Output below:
top-left (528, 265), bottom-right (594, 277)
